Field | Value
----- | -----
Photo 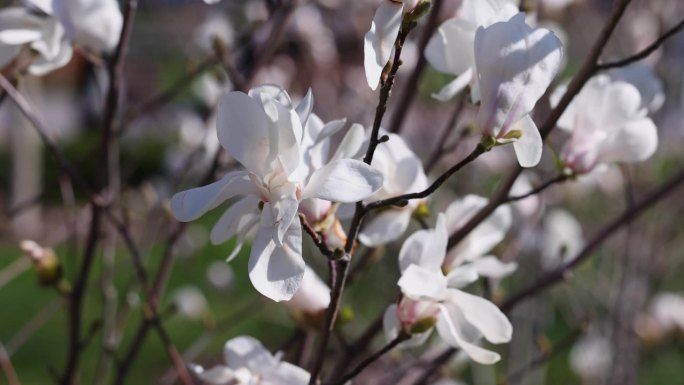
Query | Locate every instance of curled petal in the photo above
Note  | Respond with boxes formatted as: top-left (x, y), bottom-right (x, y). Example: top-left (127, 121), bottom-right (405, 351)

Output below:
top-left (436, 303), bottom-right (502, 364)
top-left (301, 159), bottom-right (384, 203)
top-left (398, 213), bottom-right (448, 272)
top-left (364, 2), bottom-right (403, 90)
top-left (171, 171), bottom-right (255, 222)
top-left (447, 289), bottom-right (512, 344)
top-left (248, 207), bottom-right (305, 302)
top-left (398, 264), bottom-right (447, 300)
top-left (512, 114), bottom-right (543, 167)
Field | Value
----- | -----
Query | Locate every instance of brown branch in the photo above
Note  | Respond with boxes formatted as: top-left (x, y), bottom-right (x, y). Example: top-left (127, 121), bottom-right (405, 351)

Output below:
top-left (326, 334), bottom-right (406, 385)
top-left (0, 342), bottom-right (20, 385)
top-left (309, 19), bottom-right (416, 385)
top-left (412, 347), bottom-right (457, 385)
top-left (387, 0), bottom-right (444, 135)
top-left (596, 18), bottom-right (684, 71)
top-left (299, 214), bottom-right (334, 259)
top-left (500, 166), bottom-right (684, 313)
top-left (365, 143), bottom-right (487, 213)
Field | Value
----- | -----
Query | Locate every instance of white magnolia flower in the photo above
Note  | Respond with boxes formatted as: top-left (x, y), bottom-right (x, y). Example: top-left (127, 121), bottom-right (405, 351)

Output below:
top-left (0, 0), bottom-right (121, 75)
top-left (52, 0), bottom-right (123, 53)
top-left (364, 0), bottom-right (425, 90)
top-left (552, 75), bottom-right (658, 174)
top-left (569, 332), bottom-right (612, 383)
top-left (383, 214), bottom-right (513, 364)
top-left (425, 0), bottom-right (519, 101)
top-left (443, 195), bottom-right (515, 278)
top-left (0, 6), bottom-right (72, 75)
top-left (358, 132), bottom-right (428, 247)
top-left (541, 208), bottom-right (583, 269)
top-left (171, 85), bottom-right (383, 301)
top-left (192, 336), bottom-right (310, 385)
top-left (609, 64), bottom-right (665, 113)
top-left (194, 12), bottom-right (234, 54)
top-left (171, 286), bottom-right (209, 321)
top-left (648, 292), bottom-right (684, 332)
top-left (475, 13), bottom-right (563, 167)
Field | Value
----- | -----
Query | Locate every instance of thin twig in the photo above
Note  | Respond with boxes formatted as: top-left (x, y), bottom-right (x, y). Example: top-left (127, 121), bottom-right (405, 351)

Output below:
top-left (500, 166), bottom-right (684, 313)
top-left (365, 143), bottom-right (487, 212)
top-left (326, 335), bottom-right (406, 385)
top-left (0, 342), bottom-right (20, 385)
top-left (596, 18), bottom-right (684, 71)
top-left (412, 347), bottom-right (457, 385)
top-left (300, 214), bottom-right (334, 258)
top-left (425, 93), bottom-right (467, 173)
top-left (309, 20), bottom-right (416, 385)
top-left (387, 0), bottom-right (444, 135)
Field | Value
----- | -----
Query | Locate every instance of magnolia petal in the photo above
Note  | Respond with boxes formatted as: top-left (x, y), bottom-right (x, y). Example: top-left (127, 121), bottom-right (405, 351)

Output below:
top-left (295, 88), bottom-right (313, 126)
top-left (358, 208), bottom-right (412, 247)
top-left (364, 2), bottom-right (403, 90)
top-left (475, 13), bottom-right (563, 137)
top-left (448, 289), bottom-right (513, 343)
top-left (600, 118), bottom-right (658, 164)
top-left (270, 193), bottom-right (299, 247)
top-left (512, 114), bottom-right (543, 167)
top-left (315, 118), bottom-right (347, 147)
top-left (301, 159), bottom-right (383, 203)
top-left (194, 365), bottom-right (239, 385)
top-left (171, 171), bottom-right (255, 222)
top-left (445, 265), bottom-right (479, 288)
top-left (398, 264), bottom-right (447, 300)
top-left (266, 362), bottom-right (311, 384)
top-left (28, 37), bottom-right (72, 76)
top-left (429, 18), bottom-right (477, 76)
top-left (248, 211), bottom-right (304, 302)
top-left (330, 123), bottom-right (366, 161)
top-left (471, 256), bottom-right (518, 279)
top-left (436, 304), bottom-right (502, 364)
top-left (398, 215), bottom-right (448, 273)
top-left (224, 336), bottom-right (278, 371)
top-left (217, 92), bottom-right (272, 176)
top-left (431, 69), bottom-right (473, 102)
top-left (210, 198), bottom-right (260, 262)
top-left (383, 304), bottom-right (401, 343)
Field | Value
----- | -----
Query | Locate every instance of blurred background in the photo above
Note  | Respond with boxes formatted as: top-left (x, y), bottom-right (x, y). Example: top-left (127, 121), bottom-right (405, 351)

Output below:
top-left (1, 0), bottom-right (684, 384)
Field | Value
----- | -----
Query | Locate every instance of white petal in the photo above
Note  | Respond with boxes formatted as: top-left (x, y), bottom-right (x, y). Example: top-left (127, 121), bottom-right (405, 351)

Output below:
top-left (448, 289), bottom-right (513, 343)
top-left (171, 171), bottom-right (255, 222)
top-left (398, 214), bottom-right (448, 273)
top-left (270, 193), bottom-right (299, 246)
top-left (194, 365), bottom-right (240, 385)
top-left (224, 336), bottom-right (277, 370)
top-left (471, 256), bottom-right (518, 279)
top-left (364, 2), bottom-right (403, 90)
top-left (330, 123), bottom-right (366, 161)
top-left (358, 208), bottom-right (412, 247)
top-left (512, 114), bottom-right (543, 167)
top-left (475, 13), bottom-right (563, 137)
top-left (431, 69), bottom-right (473, 102)
top-left (294, 88), bottom-right (313, 126)
top-left (314, 118), bottom-right (347, 146)
top-left (599, 118), bottom-right (658, 164)
top-left (248, 209), bottom-right (305, 302)
top-left (217, 92), bottom-right (272, 176)
top-left (398, 264), bottom-right (447, 300)
top-left (383, 304), bottom-right (401, 343)
top-left (436, 303), bottom-right (502, 364)
top-left (210, 196), bottom-right (260, 258)
top-left (445, 265), bottom-right (479, 288)
top-left (301, 159), bottom-right (383, 202)
top-left (266, 362), bottom-right (311, 384)
top-left (426, 18), bottom-right (477, 76)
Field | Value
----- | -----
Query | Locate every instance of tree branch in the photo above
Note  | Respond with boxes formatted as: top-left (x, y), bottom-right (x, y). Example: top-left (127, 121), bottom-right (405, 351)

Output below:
top-left (500, 166), bottom-right (684, 313)
top-left (504, 173), bottom-right (572, 202)
top-left (326, 334), bottom-right (406, 385)
top-left (596, 18), bottom-right (684, 71)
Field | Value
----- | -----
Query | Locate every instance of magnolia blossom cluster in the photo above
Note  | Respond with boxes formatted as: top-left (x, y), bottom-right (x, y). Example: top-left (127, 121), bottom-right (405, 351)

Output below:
top-left (0, 0), bottom-right (122, 75)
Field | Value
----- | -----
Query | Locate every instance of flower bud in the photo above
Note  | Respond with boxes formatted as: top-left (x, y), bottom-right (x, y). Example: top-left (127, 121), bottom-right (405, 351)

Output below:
top-left (20, 240), bottom-right (62, 286)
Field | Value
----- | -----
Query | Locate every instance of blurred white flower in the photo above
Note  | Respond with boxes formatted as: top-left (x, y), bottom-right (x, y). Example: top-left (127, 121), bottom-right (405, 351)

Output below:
top-left (171, 286), bottom-right (209, 321)
top-left (207, 261), bottom-right (235, 291)
top-left (553, 75), bottom-right (658, 174)
top-left (358, 132), bottom-right (428, 247)
top-left (569, 333), bottom-right (612, 384)
top-left (52, 0), bottom-right (123, 53)
top-left (475, 13), bottom-right (563, 167)
top-left (443, 195), bottom-right (515, 278)
top-left (649, 292), bottom-right (684, 332)
top-left (193, 12), bottom-right (234, 53)
top-left (192, 336), bottom-right (310, 385)
top-left (383, 214), bottom-right (513, 364)
top-left (541, 208), bottom-right (583, 269)
top-left (609, 63), bottom-right (665, 113)
top-left (171, 85), bottom-right (383, 301)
